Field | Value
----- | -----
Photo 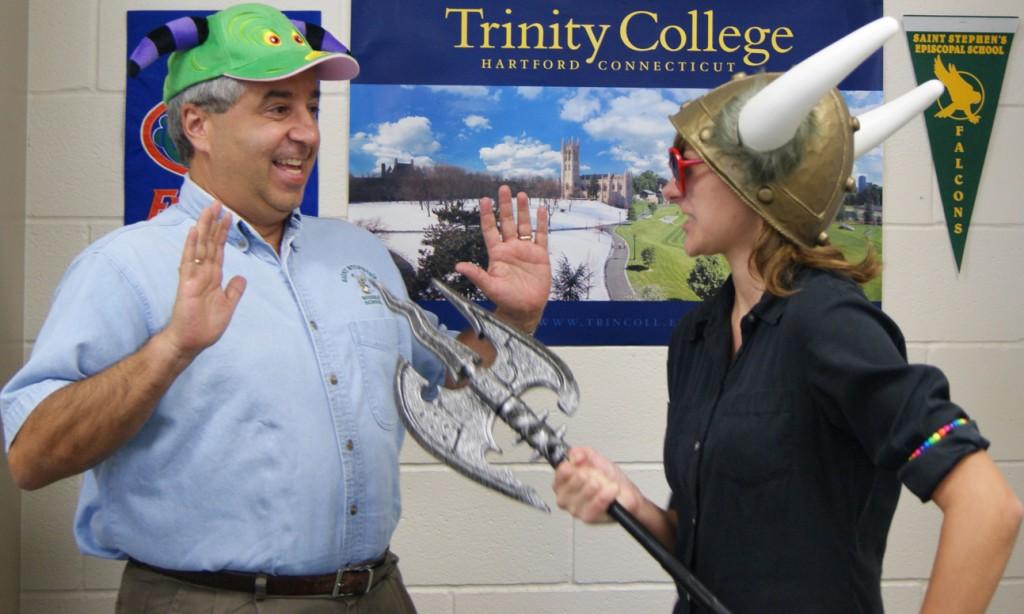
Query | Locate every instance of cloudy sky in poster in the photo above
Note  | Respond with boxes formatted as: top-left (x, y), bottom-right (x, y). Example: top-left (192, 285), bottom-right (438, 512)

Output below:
top-left (350, 85), bottom-right (884, 185)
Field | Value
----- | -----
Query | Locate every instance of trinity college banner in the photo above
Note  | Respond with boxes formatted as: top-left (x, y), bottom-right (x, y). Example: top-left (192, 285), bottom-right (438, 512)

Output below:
top-left (367, 0), bottom-right (882, 345)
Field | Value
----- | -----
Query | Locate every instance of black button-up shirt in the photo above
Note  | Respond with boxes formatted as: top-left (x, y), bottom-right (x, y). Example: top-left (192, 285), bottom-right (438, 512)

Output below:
top-left (664, 268), bottom-right (988, 614)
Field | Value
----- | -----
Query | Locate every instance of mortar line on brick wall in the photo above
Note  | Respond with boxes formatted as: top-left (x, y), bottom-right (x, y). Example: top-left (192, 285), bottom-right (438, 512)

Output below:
top-left (409, 582), bottom-right (674, 592)
top-left (27, 216), bottom-right (123, 225)
top-left (880, 576), bottom-right (943, 582)
top-left (910, 340), bottom-right (1024, 348)
top-left (27, 87), bottom-right (102, 97)
top-left (618, 462), bottom-right (669, 469)
top-left (885, 223), bottom-right (1024, 230)
top-left (883, 577), bottom-right (1024, 587)
top-left (22, 588), bottom-right (119, 595)
top-left (567, 515), bottom-right (576, 575)
top-left (93, 0), bottom-right (101, 93)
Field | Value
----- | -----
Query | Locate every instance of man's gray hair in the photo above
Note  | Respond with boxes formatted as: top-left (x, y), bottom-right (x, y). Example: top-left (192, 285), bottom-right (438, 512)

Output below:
top-left (166, 77), bottom-right (246, 166)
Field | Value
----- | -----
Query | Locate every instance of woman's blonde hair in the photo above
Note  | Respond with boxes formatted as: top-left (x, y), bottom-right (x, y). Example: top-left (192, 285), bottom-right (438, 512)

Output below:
top-left (749, 224), bottom-right (882, 296)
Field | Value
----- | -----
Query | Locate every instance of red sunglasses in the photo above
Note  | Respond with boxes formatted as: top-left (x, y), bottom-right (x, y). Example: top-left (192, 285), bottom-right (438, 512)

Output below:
top-left (668, 146), bottom-right (704, 195)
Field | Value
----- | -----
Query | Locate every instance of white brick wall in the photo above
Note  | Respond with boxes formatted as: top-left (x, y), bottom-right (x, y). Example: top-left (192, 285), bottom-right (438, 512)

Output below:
top-left (0, 0), bottom-right (28, 611)
top-left (10, 1), bottom-right (1022, 613)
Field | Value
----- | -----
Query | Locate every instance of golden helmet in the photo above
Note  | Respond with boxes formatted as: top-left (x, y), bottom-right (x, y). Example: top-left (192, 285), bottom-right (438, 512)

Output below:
top-left (669, 17), bottom-right (944, 248)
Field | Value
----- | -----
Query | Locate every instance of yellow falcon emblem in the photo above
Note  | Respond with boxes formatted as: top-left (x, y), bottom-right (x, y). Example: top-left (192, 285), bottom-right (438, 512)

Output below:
top-left (933, 55), bottom-right (983, 124)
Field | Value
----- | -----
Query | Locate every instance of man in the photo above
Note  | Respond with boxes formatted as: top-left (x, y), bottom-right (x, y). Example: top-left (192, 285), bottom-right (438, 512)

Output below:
top-left (1, 4), bottom-right (550, 612)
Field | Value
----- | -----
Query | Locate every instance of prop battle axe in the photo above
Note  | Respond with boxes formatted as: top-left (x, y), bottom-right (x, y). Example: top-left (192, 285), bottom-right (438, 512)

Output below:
top-left (369, 277), bottom-right (731, 614)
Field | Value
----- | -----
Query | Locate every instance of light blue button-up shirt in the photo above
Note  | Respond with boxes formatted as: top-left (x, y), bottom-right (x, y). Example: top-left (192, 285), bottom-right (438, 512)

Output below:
top-left (2, 176), bottom-right (445, 574)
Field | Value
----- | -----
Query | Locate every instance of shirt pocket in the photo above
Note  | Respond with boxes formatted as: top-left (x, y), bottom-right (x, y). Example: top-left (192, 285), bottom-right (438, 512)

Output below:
top-left (709, 390), bottom-right (795, 485)
top-left (349, 318), bottom-right (404, 430)
top-left (664, 398), bottom-right (704, 509)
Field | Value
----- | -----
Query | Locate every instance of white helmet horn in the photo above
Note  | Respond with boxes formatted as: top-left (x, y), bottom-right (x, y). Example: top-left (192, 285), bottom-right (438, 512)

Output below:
top-left (853, 79), bottom-right (945, 157)
top-left (737, 16), bottom-right (900, 152)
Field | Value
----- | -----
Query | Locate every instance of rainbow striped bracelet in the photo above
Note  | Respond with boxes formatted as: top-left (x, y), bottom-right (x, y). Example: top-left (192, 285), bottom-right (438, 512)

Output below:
top-left (908, 418), bottom-right (969, 461)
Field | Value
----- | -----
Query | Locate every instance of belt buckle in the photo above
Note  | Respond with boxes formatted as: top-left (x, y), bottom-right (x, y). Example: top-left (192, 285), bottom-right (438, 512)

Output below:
top-left (331, 564), bottom-right (374, 598)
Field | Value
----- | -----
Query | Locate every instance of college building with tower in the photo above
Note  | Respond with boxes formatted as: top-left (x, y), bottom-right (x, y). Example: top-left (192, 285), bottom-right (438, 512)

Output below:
top-left (560, 137), bottom-right (634, 208)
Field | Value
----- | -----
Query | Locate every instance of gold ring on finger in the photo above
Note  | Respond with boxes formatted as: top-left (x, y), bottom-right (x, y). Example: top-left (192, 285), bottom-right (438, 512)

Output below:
top-left (518, 234), bottom-right (532, 241)
top-left (193, 258), bottom-right (203, 265)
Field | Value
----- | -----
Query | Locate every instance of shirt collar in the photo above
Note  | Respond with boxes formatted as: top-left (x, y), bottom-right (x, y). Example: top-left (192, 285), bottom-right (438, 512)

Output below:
top-left (688, 277), bottom-right (734, 341)
top-left (750, 289), bottom-right (785, 326)
top-left (177, 174), bottom-right (304, 252)
top-left (687, 274), bottom-right (788, 341)
top-left (747, 266), bottom-right (814, 327)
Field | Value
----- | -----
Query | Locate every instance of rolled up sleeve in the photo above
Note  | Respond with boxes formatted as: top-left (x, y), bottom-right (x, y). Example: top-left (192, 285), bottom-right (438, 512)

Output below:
top-left (800, 279), bottom-right (988, 502)
top-left (1, 251), bottom-right (152, 452)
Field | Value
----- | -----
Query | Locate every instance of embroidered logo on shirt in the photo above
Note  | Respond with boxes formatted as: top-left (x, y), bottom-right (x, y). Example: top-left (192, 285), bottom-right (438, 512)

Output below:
top-left (340, 265), bottom-right (382, 305)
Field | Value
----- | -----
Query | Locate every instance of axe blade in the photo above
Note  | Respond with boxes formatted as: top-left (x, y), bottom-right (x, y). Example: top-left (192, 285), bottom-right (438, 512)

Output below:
top-left (429, 279), bottom-right (579, 416)
top-left (395, 358), bottom-right (550, 511)
top-left (367, 276), bottom-right (479, 384)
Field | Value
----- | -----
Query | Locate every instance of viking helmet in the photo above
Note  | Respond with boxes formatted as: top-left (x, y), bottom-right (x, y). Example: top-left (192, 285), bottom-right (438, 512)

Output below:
top-left (669, 17), bottom-right (944, 247)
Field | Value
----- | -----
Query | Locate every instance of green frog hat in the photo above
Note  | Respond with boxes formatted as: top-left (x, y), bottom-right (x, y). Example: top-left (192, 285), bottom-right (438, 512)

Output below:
top-left (128, 3), bottom-right (359, 103)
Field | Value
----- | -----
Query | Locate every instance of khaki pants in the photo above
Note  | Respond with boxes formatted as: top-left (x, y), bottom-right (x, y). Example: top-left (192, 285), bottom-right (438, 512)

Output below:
top-left (115, 556), bottom-right (417, 614)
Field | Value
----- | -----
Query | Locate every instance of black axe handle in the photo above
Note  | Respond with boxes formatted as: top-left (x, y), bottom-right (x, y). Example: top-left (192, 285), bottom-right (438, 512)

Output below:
top-left (548, 455), bottom-right (731, 614)
top-left (606, 500), bottom-right (731, 614)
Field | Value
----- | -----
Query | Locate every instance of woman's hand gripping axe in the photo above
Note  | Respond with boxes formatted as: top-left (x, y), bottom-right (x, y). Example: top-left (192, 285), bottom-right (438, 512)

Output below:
top-left (369, 277), bottom-right (731, 614)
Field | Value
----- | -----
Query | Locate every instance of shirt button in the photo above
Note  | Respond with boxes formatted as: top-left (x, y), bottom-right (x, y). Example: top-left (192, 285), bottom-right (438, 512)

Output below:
top-left (350, 504), bottom-right (358, 516)
top-left (691, 516), bottom-right (697, 526)
top-left (309, 320), bottom-right (319, 331)
top-left (693, 441), bottom-right (701, 452)
top-left (329, 375), bottom-right (338, 385)
top-left (745, 314), bottom-right (755, 323)
top-left (346, 439), bottom-right (354, 451)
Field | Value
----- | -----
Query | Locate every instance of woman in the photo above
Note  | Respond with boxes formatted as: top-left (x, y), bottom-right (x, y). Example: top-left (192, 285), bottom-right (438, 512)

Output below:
top-left (552, 18), bottom-right (1021, 614)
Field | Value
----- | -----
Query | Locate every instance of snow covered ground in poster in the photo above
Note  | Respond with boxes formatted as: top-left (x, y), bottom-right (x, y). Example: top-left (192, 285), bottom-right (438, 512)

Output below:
top-left (349, 198), bottom-right (627, 300)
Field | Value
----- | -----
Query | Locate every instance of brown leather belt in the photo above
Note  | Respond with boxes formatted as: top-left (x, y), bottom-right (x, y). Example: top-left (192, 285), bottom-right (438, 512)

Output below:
top-left (129, 550), bottom-right (393, 598)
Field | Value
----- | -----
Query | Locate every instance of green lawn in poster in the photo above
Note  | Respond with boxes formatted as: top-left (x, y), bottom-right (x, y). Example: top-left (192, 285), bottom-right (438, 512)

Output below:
top-left (619, 208), bottom-right (882, 301)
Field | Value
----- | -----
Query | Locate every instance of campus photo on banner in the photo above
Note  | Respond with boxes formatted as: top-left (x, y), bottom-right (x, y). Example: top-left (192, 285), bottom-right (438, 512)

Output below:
top-left (123, 9), bottom-right (321, 226)
top-left (349, 0), bottom-right (884, 345)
